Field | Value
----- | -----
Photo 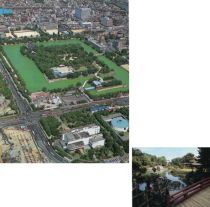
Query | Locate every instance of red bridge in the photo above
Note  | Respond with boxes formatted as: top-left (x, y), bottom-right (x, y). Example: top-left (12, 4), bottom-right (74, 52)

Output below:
top-left (168, 177), bottom-right (210, 207)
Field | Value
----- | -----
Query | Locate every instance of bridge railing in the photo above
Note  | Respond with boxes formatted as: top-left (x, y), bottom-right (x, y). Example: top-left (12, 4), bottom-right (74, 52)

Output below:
top-left (167, 177), bottom-right (210, 206)
top-left (133, 191), bottom-right (148, 207)
top-left (133, 185), bottom-right (169, 207)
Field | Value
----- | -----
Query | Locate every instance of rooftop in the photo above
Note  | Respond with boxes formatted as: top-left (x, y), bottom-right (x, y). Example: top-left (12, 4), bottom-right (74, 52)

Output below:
top-left (102, 113), bottom-right (123, 121)
top-left (89, 134), bottom-right (104, 143)
top-left (71, 124), bottom-right (100, 132)
top-left (30, 92), bottom-right (50, 101)
top-left (52, 66), bottom-right (74, 74)
top-left (93, 80), bottom-right (102, 87)
top-left (90, 105), bottom-right (110, 112)
top-left (67, 141), bottom-right (84, 151)
top-left (63, 131), bottom-right (90, 143)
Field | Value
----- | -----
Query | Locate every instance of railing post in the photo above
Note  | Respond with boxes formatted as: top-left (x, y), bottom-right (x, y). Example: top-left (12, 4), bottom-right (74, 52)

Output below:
top-left (168, 177), bottom-right (210, 206)
top-left (166, 188), bottom-right (170, 207)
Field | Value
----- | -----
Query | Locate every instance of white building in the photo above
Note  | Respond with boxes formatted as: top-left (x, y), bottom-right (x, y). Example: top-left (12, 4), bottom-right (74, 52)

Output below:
top-left (13, 30), bottom-right (40, 38)
top-left (89, 134), bottom-right (105, 148)
top-left (30, 92), bottom-right (62, 109)
top-left (81, 22), bottom-right (92, 29)
top-left (71, 124), bottom-right (100, 135)
top-left (75, 8), bottom-right (91, 21)
top-left (51, 65), bottom-right (74, 78)
top-left (87, 37), bottom-right (106, 52)
top-left (61, 124), bottom-right (105, 151)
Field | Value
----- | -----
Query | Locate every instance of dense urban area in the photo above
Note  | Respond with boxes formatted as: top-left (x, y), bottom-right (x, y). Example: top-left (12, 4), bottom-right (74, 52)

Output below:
top-left (0, 0), bottom-right (129, 163)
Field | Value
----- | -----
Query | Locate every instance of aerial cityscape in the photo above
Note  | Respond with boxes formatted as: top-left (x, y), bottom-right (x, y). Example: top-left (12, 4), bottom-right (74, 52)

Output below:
top-left (0, 0), bottom-right (129, 163)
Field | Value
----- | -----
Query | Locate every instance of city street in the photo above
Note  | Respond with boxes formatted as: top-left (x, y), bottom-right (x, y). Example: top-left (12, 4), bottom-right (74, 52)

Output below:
top-left (0, 61), bottom-right (128, 163)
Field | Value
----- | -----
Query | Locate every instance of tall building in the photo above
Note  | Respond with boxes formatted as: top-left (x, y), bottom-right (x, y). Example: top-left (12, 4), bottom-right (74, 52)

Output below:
top-left (101, 16), bottom-right (113, 27)
top-left (75, 8), bottom-right (91, 21)
top-left (113, 38), bottom-right (127, 51)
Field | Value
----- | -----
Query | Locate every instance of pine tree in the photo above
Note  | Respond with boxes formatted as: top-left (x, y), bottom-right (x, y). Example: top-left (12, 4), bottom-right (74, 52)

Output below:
top-left (198, 148), bottom-right (210, 172)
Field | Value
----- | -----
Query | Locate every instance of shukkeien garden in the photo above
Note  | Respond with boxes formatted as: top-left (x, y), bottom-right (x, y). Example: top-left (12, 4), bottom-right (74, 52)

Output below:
top-left (132, 148), bottom-right (210, 207)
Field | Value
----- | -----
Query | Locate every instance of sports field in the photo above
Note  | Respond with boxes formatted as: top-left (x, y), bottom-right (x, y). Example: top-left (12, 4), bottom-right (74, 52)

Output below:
top-left (3, 39), bottom-right (129, 95)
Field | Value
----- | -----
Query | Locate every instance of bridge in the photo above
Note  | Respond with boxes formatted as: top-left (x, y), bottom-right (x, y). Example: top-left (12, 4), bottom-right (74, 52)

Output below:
top-left (133, 177), bottom-right (210, 207)
top-left (168, 177), bottom-right (210, 207)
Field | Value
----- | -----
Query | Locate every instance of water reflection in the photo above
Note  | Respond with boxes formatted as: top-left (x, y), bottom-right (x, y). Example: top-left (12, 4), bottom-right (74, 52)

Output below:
top-left (139, 172), bottom-right (187, 194)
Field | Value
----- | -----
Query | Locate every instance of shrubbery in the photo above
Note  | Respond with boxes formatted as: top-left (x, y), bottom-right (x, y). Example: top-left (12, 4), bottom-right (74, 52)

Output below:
top-left (40, 116), bottom-right (61, 137)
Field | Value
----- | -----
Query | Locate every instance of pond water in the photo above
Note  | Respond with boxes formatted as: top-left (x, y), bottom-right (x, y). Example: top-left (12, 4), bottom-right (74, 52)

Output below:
top-left (139, 171), bottom-right (187, 193)
top-left (165, 172), bottom-right (186, 186)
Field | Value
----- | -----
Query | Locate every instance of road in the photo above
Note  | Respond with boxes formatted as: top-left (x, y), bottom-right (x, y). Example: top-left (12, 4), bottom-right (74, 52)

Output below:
top-left (0, 61), bottom-right (66, 163)
top-left (0, 60), bottom-right (31, 114)
top-left (0, 60), bottom-right (129, 162)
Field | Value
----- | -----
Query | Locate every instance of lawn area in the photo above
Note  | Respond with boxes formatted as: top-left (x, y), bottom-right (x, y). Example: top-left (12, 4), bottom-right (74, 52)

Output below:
top-left (89, 55), bottom-right (129, 95)
top-left (3, 39), bottom-right (129, 94)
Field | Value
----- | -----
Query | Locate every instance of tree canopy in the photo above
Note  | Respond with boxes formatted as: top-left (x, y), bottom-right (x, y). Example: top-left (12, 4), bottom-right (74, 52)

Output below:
top-left (198, 148), bottom-right (210, 172)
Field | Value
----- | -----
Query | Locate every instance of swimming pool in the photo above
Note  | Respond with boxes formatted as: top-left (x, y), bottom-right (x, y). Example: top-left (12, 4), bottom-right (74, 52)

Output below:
top-left (111, 117), bottom-right (129, 132)
top-left (0, 8), bottom-right (13, 15)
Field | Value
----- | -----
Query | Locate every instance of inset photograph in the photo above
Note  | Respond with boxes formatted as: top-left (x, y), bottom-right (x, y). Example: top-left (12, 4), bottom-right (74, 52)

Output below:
top-left (133, 148), bottom-right (210, 207)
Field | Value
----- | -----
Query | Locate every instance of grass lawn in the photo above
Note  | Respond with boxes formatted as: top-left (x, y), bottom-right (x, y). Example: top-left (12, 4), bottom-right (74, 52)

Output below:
top-left (171, 168), bottom-right (192, 173)
top-left (3, 39), bottom-right (129, 94)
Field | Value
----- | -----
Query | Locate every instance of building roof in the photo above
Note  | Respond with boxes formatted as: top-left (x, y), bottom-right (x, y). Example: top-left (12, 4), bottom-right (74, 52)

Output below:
top-left (63, 131), bottom-right (90, 143)
top-left (30, 92), bottom-right (50, 102)
top-left (31, 92), bottom-right (49, 99)
top-left (89, 134), bottom-right (104, 143)
top-left (76, 7), bottom-right (91, 12)
top-left (71, 124), bottom-right (100, 133)
top-left (102, 113), bottom-right (122, 121)
top-left (52, 66), bottom-right (74, 74)
top-left (88, 38), bottom-right (106, 49)
top-left (90, 105), bottom-right (109, 112)
top-left (67, 141), bottom-right (84, 151)
top-left (93, 80), bottom-right (102, 86)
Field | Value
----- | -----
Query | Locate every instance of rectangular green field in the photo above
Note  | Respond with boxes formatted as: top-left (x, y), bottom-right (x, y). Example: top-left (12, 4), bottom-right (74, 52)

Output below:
top-left (3, 39), bottom-right (129, 95)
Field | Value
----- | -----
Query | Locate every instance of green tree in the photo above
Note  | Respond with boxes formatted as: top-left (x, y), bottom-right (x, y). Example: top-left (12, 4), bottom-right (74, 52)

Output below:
top-left (198, 148), bottom-right (210, 172)
top-left (182, 153), bottom-right (195, 164)
top-left (42, 87), bottom-right (47, 92)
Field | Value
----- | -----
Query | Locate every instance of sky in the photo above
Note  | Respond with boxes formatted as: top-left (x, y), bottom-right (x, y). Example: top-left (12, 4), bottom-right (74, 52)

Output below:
top-left (138, 148), bottom-right (199, 161)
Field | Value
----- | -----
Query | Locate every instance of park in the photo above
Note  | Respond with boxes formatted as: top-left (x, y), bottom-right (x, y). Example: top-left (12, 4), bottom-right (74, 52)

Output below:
top-left (133, 148), bottom-right (210, 207)
top-left (2, 39), bottom-right (129, 97)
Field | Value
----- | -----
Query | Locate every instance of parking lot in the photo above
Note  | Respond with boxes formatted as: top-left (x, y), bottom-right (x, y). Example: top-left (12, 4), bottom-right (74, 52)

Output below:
top-left (61, 91), bottom-right (90, 106)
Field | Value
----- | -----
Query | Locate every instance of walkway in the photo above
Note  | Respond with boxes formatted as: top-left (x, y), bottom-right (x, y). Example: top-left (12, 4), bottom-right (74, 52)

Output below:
top-left (168, 177), bottom-right (210, 207)
top-left (177, 186), bottom-right (210, 207)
